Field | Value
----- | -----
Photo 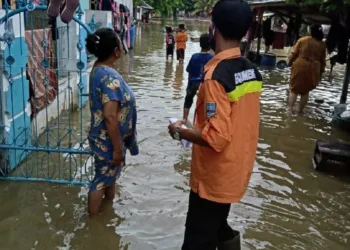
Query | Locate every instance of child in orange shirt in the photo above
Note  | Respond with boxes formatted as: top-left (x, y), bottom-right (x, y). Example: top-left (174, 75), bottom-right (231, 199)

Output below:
top-left (175, 24), bottom-right (188, 64)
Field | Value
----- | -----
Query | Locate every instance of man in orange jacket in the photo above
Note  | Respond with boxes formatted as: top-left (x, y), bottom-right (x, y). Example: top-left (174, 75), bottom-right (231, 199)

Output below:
top-left (168, 1), bottom-right (262, 249)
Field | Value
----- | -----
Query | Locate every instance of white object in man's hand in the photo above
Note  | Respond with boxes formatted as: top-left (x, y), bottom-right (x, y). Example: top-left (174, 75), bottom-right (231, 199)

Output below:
top-left (168, 118), bottom-right (192, 148)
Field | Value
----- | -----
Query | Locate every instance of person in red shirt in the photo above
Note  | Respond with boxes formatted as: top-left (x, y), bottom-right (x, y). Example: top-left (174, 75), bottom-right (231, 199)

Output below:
top-left (168, 0), bottom-right (262, 249)
top-left (165, 26), bottom-right (175, 60)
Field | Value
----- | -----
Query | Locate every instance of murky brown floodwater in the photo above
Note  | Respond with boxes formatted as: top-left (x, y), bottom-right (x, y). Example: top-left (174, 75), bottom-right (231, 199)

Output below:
top-left (1, 20), bottom-right (350, 250)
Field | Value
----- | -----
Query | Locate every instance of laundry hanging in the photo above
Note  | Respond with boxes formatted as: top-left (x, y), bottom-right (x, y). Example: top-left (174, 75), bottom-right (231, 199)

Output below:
top-left (96, 0), bottom-right (130, 53)
top-left (118, 3), bottom-right (128, 54)
top-left (124, 5), bottom-right (131, 49)
top-left (25, 29), bottom-right (58, 116)
top-left (99, 0), bottom-right (112, 10)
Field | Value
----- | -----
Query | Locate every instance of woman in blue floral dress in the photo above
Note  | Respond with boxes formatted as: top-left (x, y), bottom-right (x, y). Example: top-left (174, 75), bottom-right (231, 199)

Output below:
top-left (86, 28), bottom-right (139, 215)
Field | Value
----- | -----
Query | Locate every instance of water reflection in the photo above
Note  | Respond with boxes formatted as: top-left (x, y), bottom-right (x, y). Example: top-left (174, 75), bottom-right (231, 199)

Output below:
top-left (0, 21), bottom-right (350, 250)
top-left (164, 61), bottom-right (174, 87)
top-left (173, 64), bottom-right (184, 99)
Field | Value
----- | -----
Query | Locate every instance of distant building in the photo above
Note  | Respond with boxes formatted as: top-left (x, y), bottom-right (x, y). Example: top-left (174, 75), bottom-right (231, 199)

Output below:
top-left (135, 1), bottom-right (153, 22)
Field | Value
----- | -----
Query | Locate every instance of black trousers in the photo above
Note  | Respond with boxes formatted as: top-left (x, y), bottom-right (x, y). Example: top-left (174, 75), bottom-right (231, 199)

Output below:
top-left (182, 191), bottom-right (235, 250)
top-left (177, 49), bottom-right (185, 60)
top-left (184, 81), bottom-right (201, 110)
top-left (166, 45), bottom-right (174, 57)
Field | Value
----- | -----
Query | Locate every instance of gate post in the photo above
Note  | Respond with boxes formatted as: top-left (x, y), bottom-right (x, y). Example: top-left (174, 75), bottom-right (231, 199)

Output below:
top-left (76, 7), bottom-right (89, 107)
top-left (0, 9), bottom-right (31, 173)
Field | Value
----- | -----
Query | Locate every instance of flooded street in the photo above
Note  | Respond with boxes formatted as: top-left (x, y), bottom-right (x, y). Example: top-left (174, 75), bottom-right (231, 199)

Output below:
top-left (1, 20), bottom-right (350, 250)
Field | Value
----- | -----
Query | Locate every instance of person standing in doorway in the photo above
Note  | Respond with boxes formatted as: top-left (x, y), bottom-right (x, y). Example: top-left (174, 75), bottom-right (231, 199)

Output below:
top-left (183, 33), bottom-right (214, 124)
top-left (168, 0), bottom-right (262, 249)
top-left (175, 24), bottom-right (188, 64)
top-left (85, 28), bottom-right (139, 215)
top-left (165, 26), bottom-right (175, 60)
top-left (288, 24), bottom-right (326, 114)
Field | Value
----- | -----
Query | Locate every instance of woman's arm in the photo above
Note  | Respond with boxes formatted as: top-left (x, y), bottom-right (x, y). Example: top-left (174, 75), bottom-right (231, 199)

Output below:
top-left (288, 39), bottom-right (301, 67)
top-left (103, 101), bottom-right (123, 154)
top-left (100, 74), bottom-right (125, 166)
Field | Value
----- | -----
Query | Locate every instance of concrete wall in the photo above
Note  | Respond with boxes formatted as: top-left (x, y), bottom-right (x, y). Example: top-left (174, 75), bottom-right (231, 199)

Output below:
top-left (33, 13), bottom-right (89, 135)
top-left (32, 11), bottom-right (113, 137)
top-left (80, 0), bottom-right (91, 12)
top-left (85, 10), bottom-right (113, 30)
top-left (0, 8), bottom-right (115, 173)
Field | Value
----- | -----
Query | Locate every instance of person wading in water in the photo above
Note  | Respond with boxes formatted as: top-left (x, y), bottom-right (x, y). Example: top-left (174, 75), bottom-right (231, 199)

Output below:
top-left (175, 24), bottom-right (188, 64)
top-left (85, 28), bottom-right (139, 215)
top-left (288, 24), bottom-right (326, 114)
top-left (183, 33), bottom-right (214, 124)
top-left (168, 0), bottom-right (262, 249)
top-left (165, 26), bottom-right (175, 60)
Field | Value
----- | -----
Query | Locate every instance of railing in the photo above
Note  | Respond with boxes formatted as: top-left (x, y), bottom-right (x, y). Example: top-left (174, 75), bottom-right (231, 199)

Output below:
top-left (0, 0), bottom-right (94, 184)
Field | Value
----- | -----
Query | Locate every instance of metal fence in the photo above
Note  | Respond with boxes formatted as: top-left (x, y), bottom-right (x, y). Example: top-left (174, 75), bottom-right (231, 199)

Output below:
top-left (0, 1), bottom-right (95, 184)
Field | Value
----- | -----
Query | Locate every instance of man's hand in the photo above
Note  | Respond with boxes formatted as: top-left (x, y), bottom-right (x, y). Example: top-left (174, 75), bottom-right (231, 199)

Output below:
top-left (168, 120), bottom-right (184, 139)
top-left (112, 150), bottom-right (124, 168)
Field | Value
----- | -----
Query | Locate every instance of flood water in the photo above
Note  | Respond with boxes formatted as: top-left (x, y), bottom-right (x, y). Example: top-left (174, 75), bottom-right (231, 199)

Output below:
top-left (1, 20), bottom-right (350, 250)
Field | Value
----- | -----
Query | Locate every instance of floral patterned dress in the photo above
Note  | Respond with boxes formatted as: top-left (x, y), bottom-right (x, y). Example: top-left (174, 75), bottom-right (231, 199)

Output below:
top-left (88, 66), bottom-right (139, 192)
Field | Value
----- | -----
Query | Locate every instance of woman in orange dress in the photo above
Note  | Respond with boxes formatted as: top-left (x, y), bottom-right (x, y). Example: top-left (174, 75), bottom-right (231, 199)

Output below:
top-left (288, 24), bottom-right (327, 114)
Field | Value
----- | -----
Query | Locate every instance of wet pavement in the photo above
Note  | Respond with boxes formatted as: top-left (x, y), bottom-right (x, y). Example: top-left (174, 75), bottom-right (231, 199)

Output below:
top-left (1, 21), bottom-right (350, 250)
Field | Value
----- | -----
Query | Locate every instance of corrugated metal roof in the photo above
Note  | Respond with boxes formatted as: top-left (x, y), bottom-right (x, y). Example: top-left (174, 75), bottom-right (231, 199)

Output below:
top-left (248, 0), bottom-right (286, 4)
top-left (140, 1), bottom-right (154, 10)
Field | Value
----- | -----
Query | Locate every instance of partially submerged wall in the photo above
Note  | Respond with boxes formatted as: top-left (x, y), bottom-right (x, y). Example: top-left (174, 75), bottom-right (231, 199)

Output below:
top-left (0, 8), bottom-right (113, 173)
top-left (0, 9), bottom-right (31, 172)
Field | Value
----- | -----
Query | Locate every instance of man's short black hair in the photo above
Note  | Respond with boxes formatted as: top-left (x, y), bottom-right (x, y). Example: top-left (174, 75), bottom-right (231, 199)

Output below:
top-left (200, 33), bottom-right (211, 50)
top-left (212, 0), bottom-right (252, 41)
top-left (179, 24), bottom-right (185, 30)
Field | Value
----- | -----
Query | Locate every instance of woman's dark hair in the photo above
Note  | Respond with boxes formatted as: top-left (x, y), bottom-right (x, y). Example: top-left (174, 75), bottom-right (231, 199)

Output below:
top-left (310, 24), bottom-right (324, 41)
top-left (200, 33), bottom-right (211, 50)
top-left (86, 28), bottom-right (120, 61)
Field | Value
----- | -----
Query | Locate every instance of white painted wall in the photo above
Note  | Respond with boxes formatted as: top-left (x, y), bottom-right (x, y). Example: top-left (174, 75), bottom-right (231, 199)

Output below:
top-left (0, 10), bottom-right (24, 50)
top-left (85, 10), bottom-right (113, 30)
top-left (80, 0), bottom-right (90, 11)
top-left (0, 10), bottom-right (29, 129)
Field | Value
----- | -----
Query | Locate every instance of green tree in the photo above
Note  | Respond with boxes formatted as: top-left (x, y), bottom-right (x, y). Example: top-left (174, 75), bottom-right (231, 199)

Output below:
top-left (286, 0), bottom-right (349, 16)
top-left (143, 0), bottom-right (182, 18)
top-left (134, 0), bottom-right (143, 6)
top-left (180, 0), bottom-right (195, 13)
top-left (193, 0), bottom-right (216, 14)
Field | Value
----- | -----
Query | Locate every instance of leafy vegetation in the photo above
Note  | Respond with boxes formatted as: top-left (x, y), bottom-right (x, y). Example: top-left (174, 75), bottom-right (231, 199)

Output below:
top-left (137, 0), bottom-right (215, 19)
top-left (193, 0), bottom-right (217, 13)
top-left (286, 0), bottom-right (350, 17)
